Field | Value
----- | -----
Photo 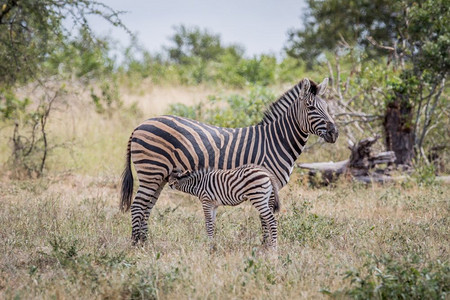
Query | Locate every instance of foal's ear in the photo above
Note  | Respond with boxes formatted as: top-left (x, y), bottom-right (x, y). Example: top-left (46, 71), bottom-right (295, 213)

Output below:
top-left (300, 78), bottom-right (311, 98)
top-left (177, 170), bottom-right (191, 178)
top-left (317, 78), bottom-right (329, 96)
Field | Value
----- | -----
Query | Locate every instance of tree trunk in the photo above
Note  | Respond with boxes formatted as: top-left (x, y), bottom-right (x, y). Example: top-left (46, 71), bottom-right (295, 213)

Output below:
top-left (383, 95), bottom-right (415, 166)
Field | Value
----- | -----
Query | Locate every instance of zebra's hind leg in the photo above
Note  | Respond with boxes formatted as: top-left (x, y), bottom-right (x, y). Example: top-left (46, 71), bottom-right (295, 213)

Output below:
top-left (251, 199), bottom-right (278, 250)
top-left (201, 200), bottom-right (218, 251)
top-left (131, 180), bottom-right (166, 245)
top-left (260, 216), bottom-right (270, 245)
top-left (140, 181), bottom-right (167, 243)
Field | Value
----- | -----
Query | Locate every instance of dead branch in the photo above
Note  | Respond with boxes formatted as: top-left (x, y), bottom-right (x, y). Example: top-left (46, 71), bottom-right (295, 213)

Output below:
top-left (298, 136), bottom-right (396, 185)
top-left (366, 36), bottom-right (395, 52)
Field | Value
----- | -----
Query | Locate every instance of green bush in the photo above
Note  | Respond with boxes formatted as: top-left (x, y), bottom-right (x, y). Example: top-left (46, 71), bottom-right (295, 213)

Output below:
top-left (166, 85), bottom-right (275, 127)
top-left (226, 54), bottom-right (277, 87)
top-left (119, 25), bottom-right (309, 88)
top-left (325, 255), bottom-right (449, 299)
top-left (412, 160), bottom-right (437, 186)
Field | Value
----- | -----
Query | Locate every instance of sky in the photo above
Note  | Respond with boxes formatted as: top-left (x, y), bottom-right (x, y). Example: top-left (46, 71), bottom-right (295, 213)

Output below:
top-left (88, 0), bottom-right (307, 57)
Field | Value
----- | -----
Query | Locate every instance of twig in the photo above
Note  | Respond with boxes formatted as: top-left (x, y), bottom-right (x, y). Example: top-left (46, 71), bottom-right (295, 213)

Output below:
top-left (366, 36), bottom-right (395, 52)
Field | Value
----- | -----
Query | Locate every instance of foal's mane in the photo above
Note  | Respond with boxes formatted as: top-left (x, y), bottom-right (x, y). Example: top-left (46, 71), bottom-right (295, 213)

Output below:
top-left (258, 79), bottom-right (318, 125)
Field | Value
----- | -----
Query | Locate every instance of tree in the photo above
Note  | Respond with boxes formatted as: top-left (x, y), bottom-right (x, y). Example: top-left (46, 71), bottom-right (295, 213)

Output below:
top-left (286, 0), bottom-right (400, 66)
top-left (166, 25), bottom-right (244, 65)
top-left (287, 0), bottom-right (449, 166)
top-left (0, 0), bottom-right (126, 177)
top-left (0, 0), bottom-right (125, 86)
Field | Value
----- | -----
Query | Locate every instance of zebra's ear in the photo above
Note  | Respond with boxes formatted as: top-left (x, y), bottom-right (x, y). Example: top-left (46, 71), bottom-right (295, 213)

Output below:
top-left (300, 78), bottom-right (311, 98)
top-left (317, 78), bottom-right (329, 96)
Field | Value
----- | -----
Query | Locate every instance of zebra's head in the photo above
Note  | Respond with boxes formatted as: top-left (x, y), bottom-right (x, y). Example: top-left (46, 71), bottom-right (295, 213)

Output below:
top-left (168, 170), bottom-right (192, 190)
top-left (298, 78), bottom-right (338, 143)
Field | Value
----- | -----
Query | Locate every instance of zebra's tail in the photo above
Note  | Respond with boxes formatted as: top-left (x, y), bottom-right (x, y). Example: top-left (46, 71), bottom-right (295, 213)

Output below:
top-left (120, 134), bottom-right (134, 212)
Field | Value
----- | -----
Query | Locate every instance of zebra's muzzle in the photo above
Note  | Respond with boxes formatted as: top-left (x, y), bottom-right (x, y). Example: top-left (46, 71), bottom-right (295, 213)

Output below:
top-left (323, 122), bottom-right (338, 143)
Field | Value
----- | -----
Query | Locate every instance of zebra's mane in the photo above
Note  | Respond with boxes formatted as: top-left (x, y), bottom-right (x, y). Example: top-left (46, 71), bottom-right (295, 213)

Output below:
top-left (258, 79), bottom-right (318, 125)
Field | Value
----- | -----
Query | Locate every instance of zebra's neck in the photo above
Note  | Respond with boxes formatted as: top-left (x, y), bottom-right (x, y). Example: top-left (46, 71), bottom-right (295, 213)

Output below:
top-left (259, 82), bottom-right (302, 125)
top-left (261, 100), bottom-right (309, 187)
top-left (179, 171), bottom-right (204, 197)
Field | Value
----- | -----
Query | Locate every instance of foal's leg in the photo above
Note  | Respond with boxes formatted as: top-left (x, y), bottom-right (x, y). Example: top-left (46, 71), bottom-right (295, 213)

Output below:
top-left (201, 199), bottom-right (218, 250)
top-left (261, 191), bottom-right (278, 245)
top-left (250, 194), bottom-right (278, 249)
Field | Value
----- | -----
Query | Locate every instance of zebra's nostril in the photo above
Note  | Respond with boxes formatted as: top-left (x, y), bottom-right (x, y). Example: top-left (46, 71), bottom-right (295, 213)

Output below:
top-left (326, 122), bottom-right (335, 131)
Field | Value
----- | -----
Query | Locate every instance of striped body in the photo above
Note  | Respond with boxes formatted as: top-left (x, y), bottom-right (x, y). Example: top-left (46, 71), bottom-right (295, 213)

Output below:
top-left (121, 78), bottom-right (339, 244)
top-left (168, 165), bottom-right (280, 247)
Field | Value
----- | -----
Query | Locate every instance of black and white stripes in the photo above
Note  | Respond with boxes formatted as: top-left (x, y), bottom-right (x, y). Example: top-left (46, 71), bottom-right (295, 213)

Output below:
top-left (120, 78), bottom-right (338, 245)
top-left (168, 165), bottom-right (280, 248)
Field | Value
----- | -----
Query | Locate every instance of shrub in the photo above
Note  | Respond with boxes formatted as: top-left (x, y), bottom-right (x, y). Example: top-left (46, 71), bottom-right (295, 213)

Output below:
top-left (325, 255), bottom-right (450, 299)
top-left (166, 85), bottom-right (276, 127)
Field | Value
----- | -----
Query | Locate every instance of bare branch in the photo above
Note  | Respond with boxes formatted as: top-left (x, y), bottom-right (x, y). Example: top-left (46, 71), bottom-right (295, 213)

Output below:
top-left (366, 36), bottom-right (395, 52)
top-left (335, 112), bottom-right (382, 119)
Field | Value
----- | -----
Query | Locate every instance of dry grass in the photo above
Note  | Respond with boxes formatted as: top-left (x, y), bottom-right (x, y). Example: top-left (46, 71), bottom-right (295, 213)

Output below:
top-left (0, 175), bottom-right (448, 299)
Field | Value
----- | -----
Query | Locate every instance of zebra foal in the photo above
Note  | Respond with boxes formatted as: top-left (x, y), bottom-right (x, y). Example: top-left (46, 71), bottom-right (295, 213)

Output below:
top-left (168, 164), bottom-right (280, 248)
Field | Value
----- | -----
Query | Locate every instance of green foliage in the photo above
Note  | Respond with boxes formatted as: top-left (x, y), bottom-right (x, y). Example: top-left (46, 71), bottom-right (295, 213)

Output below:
top-left (46, 27), bottom-right (114, 80)
top-left (0, 88), bottom-right (30, 120)
top-left (0, 0), bottom-right (125, 87)
top-left (286, 0), bottom-right (399, 66)
top-left (119, 41), bottom-right (179, 87)
top-left (0, 1), bottom-right (126, 178)
top-left (412, 161), bottom-right (437, 186)
top-left (407, 0), bottom-right (450, 76)
top-left (120, 25), bottom-right (308, 88)
top-left (46, 27), bottom-right (122, 114)
top-left (129, 270), bottom-right (158, 300)
top-left (167, 25), bottom-right (236, 64)
top-left (166, 85), bottom-right (275, 127)
top-left (213, 53), bottom-right (278, 87)
top-left (277, 56), bottom-right (308, 84)
top-left (327, 255), bottom-right (449, 299)
top-left (303, 0), bottom-right (450, 164)
top-left (241, 248), bottom-right (277, 287)
top-left (167, 103), bottom-right (203, 121)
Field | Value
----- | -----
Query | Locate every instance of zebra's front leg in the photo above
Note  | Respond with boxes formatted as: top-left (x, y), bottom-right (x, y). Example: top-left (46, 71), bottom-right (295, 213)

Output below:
top-left (202, 200), bottom-right (217, 251)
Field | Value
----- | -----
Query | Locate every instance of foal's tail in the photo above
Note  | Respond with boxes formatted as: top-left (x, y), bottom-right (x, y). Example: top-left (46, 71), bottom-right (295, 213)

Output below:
top-left (120, 133), bottom-right (134, 212)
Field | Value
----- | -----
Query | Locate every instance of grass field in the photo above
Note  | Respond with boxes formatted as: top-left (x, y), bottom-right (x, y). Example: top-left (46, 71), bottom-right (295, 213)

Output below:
top-left (0, 175), bottom-right (448, 299)
top-left (0, 84), bottom-right (448, 299)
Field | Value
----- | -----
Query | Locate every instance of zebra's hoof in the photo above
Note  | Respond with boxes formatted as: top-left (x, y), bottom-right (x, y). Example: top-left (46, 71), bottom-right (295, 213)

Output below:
top-left (209, 243), bottom-right (218, 253)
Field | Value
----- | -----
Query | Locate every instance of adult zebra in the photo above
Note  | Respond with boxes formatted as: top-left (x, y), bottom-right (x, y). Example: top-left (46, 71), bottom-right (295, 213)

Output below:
top-left (121, 78), bottom-right (338, 244)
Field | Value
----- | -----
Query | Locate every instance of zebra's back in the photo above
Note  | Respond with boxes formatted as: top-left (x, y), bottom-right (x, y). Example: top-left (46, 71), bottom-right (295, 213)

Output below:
top-left (131, 115), bottom-right (266, 176)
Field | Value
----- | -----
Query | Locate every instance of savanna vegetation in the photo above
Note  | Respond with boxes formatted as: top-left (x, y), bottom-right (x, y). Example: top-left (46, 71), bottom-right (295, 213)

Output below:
top-left (0, 0), bottom-right (448, 299)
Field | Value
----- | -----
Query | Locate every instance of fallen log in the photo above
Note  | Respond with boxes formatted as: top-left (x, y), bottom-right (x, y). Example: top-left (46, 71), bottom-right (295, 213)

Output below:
top-left (298, 160), bottom-right (349, 172)
top-left (298, 136), bottom-right (397, 185)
